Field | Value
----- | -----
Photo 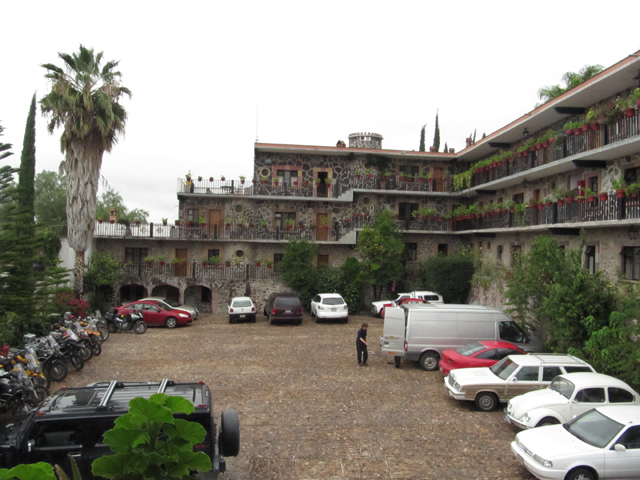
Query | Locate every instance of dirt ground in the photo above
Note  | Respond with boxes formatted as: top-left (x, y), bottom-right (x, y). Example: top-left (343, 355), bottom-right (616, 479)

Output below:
top-left (60, 314), bottom-right (535, 480)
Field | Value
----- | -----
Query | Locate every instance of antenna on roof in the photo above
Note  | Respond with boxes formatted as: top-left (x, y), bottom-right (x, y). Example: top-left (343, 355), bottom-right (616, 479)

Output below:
top-left (255, 102), bottom-right (259, 143)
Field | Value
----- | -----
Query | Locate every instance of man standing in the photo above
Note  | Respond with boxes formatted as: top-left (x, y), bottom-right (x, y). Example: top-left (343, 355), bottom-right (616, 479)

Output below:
top-left (356, 323), bottom-right (369, 366)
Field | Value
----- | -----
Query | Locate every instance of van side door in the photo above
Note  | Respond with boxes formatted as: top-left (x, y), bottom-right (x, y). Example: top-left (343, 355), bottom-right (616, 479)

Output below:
top-left (380, 307), bottom-right (405, 358)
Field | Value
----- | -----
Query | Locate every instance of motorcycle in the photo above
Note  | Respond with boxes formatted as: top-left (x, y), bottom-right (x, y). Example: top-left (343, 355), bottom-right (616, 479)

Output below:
top-left (104, 308), bottom-right (147, 334)
top-left (28, 335), bottom-right (69, 383)
top-left (48, 330), bottom-right (86, 371)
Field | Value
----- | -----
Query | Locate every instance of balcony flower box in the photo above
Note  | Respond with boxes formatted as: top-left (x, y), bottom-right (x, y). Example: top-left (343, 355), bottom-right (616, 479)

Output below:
top-left (599, 193), bottom-right (608, 201)
top-left (625, 108), bottom-right (635, 118)
top-left (566, 196), bottom-right (575, 203)
top-left (581, 124), bottom-right (589, 132)
top-left (588, 195), bottom-right (596, 202)
top-left (616, 190), bottom-right (626, 199)
top-left (545, 201), bottom-right (552, 207)
top-left (591, 123), bottom-right (600, 131)
top-left (566, 128), bottom-right (574, 135)
top-left (542, 141), bottom-right (548, 148)
top-left (536, 143), bottom-right (542, 150)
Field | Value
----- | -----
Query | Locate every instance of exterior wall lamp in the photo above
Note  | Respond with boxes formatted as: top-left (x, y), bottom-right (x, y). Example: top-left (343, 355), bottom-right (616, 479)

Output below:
top-left (522, 128), bottom-right (530, 139)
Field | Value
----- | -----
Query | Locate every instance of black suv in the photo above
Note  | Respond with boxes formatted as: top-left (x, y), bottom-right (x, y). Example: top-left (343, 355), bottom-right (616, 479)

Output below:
top-left (0, 379), bottom-right (239, 479)
top-left (263, 293), bottom-right (304, 325)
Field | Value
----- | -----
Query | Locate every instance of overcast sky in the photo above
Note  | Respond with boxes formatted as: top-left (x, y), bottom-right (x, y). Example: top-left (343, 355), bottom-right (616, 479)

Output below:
top-left (2, 1), bottom-right (639, 223)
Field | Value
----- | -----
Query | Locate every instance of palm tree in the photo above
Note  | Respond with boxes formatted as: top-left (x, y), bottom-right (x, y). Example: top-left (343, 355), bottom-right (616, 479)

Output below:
top-left (40, 45), bottom-right (131, 296)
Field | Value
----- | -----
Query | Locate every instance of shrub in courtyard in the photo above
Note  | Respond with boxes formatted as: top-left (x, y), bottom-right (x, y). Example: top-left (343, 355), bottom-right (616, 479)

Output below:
top-left (280, 240), bottom-right (317, 309)
top-left (419, 254), bottom-right (474, 304)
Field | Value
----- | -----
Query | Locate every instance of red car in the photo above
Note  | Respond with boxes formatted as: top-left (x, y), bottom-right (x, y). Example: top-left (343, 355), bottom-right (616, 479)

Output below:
top-left (438, 340), bottom-right (527, 375)
top-left (380, 298), bottom-right (428, 318)
top-left (117, 300), bottom-right (193, 328)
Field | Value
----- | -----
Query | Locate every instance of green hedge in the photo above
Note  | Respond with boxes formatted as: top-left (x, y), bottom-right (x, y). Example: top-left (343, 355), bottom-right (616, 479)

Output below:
top-left (419, 256), bottom-right (474, 303)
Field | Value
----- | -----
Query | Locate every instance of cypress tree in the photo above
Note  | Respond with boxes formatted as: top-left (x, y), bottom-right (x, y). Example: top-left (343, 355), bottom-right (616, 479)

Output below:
top-left (433, 111), bottom-right (440, 152)
top-left (473, 129), bottom-right (477, 143)
top-left (419, 124), bottom-right (426, 152)
top-left (444, 142), bottom-right (448, 153)
top-left (18, 95), bottom-right (36, 235)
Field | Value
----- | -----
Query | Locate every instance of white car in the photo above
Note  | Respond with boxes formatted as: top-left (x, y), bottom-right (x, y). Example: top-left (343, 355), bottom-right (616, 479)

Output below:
top-left (310, 293), bottom-right (348, 323)
top-left (506, 372), bottom-right (640, 429)
top-left (370, 291), bottom-right (443, 316)
top-left (228, 296), bottom-right (256, 323)
top-left (511, 405), bottom-right (640, 480)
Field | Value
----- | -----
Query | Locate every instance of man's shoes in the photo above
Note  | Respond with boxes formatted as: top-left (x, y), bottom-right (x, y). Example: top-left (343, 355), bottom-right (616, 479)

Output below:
top-left (362, 364), bottom-right (368, 367)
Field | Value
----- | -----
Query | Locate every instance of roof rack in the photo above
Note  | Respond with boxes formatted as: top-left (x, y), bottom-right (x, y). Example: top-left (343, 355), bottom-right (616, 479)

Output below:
top-left (158, 378), bottom-right (169, 394)
top-left (97, 380), bottom-right (118, 410)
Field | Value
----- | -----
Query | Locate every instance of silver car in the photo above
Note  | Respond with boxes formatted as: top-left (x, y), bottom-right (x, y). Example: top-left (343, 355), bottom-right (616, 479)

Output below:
top-left (139, 297), bottom-right (199, 320)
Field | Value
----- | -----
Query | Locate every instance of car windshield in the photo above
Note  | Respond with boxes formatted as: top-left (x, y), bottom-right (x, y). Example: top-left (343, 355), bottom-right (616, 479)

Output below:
top-left (322, 297), bottom-right (344, 305)
top-left (549, 377), bottom-right (575, 399)
top-left (233, 300), bottom-right (253, 308)
top-left (162, 298), bottom-right (180, 308)
top-left (564, 409), bottom-right (624, 448)
top-left (489, 357), bottom-right (519, 380)
top-left (455, 342), bottom-right (486, 357)
top-left (499, 321), bottom-right (527, 343)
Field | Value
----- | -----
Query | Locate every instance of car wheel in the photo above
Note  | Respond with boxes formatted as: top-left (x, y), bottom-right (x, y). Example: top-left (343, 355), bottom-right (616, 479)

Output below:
top-left (394, 356), bottom-right (401, 368)
top-left (220, 409), bottom-right (240, 457)
top-left (343, 316), bottom-right (349, 324)
top-left (419, 352), bottom-right (439, 371)
top-left (475, 392), bottom-right (498, 412)
top-left (251, 314), bottom-right (256, 323)
top-left (165, 316), bottom-right (178, 328)
top-left (565, 467), bottom-right (596, 480)
top-left (536, 417), bottom-right (560, 428)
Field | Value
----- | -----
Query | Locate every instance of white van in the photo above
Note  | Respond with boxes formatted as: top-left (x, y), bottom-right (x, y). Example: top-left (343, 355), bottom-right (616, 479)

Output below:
top-left (379, 303), bottom-right (542, 370)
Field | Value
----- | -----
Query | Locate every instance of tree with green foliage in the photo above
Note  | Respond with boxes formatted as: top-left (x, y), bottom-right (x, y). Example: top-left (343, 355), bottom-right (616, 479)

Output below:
top-left (538, 64), bottom-right (604, 104)
top-left (280, 240), bottom-right (317, 308)
top-left (96, 187), bottom-right (149, 224)
top-left (84, 253), bottom-right (122, 313)
top-left (419, 124), bottom-right (426, 152)
top-left (419, 254), bottom-right (474, 303)
top-left (433, 111), bottom-right (440, 152)
top-left (505, 235), bottom-right (616, 351)
top-left (341, 257), bottom-right (364, 313)
top-left (443, 142), bottom-right (448, 154)
top-left (41, 45), bottom-right (132, 296)
top-left (356, 210), bottom-right (405, 300)
top-left (34, 170), bottom-right (67, 236)
top-left (0, 123), bottom-right (12, 163)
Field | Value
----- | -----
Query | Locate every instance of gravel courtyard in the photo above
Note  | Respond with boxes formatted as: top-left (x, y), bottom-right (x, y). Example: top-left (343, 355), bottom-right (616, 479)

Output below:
top-left (60, 314), bottom-right (534, 480)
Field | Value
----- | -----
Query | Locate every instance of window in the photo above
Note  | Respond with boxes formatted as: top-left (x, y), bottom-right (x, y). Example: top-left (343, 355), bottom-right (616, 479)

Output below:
top-left (497, 245), bottom-right (503, 263)
top-left (514, 366), bottom-right (539, 381)
top-left (585, 246), bottom-right (595, 274)
top-left (624, 167), bottom-right (640, 185)
top-left (276, 170), bottom-right (299, 186)
top-left (187, 209), bottom-right (198, 223)
top-left (512, 193), bottom-right (524, 204)
top-left (399, 165), bottom-right (419, 181)
top-left (404, 243), bottom-right (417, 262)
top-left (621, 246), bottom-right (640, 280)
top-left (125, 248), bottom-right (148, 263)
top-left (575, 388), bottom-right (605, 403)
top-left (235, 250), bottom-right (244, 258)
top-left (208, 249), bottom-right (220, 259)
top-left (398, 203), bottom-right (419, 220)
top-left (274, 212), bottom-right (296, 229)
top-left (616, 426), bottom-right (640, 449)
top-left (588, 176), bottom-right (598, 196)
top-left (476, 349), bottom-right (499, 361)
top-left (274, 254), bottom-right (283, 271)
top-left (542, 366), bottom-right (562, 381)
top-left (609, 387), bottom-right (635, 403)
top-left (438, 244), bottom-right (448, 256)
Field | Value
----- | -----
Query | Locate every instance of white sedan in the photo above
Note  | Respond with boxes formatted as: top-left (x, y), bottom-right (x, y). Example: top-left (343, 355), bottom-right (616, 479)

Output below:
top-left (228, 296), bottom-right (256, 323)
top-left (506, 372), bottom-right (640, 429)
top-left (310, 293), bottom-right (348, 323)
top-left (511, 405), bottom-right (640, 480)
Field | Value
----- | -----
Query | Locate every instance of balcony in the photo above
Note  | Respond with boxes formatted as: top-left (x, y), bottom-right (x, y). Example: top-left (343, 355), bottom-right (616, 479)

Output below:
top-left (468, 111), bottom-right (640, 192)
top-left (118, 262), bottom-right (281, 281)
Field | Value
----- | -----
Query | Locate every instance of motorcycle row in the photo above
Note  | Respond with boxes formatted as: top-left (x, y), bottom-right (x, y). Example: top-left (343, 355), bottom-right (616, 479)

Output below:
top-left (0, 309), bottom-right (146, 418)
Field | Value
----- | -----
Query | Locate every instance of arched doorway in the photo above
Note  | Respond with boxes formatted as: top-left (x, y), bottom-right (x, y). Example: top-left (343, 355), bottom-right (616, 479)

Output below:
top-left (150, 285), bottom-right (180, 303)
top-left (119, 284), bottom-right (147, 304)
top-left (184, 285), bottom-right (212, 313)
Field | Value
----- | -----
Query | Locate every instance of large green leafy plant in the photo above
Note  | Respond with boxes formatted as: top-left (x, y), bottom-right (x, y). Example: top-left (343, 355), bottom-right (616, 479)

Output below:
top-left (92, 393), bottom-right (212, 479)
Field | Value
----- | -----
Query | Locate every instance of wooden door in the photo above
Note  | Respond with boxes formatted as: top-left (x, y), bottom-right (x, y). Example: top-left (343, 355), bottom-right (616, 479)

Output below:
top-left (175, 248), bottom-right (188, 277)
top-left (316, 213), bottom-right (328, 241)
top-left (209, 209), bottom-right (223, 238)
top-left (432, 167), bottom-right (444, 192)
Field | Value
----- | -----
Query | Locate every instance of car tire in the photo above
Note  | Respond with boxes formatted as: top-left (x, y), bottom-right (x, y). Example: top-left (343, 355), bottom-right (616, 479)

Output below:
top-left (536, 417), bottom-right (560, 427)
top-left (220, 409), bottom-right (240, 457)
top-left (474, 392), bottom-right (498, 412)
top-left (394, 356), bottom-right (401, 368)
top-left (565, 467), bottom-right (596, 480)
top-left (165, 316), bottom-right (178, 328)
top-left (419, 352), bottom-right (439, 371)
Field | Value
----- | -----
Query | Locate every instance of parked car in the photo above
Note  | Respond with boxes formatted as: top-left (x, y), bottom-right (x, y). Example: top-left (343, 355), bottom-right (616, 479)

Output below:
top-left (444, 353), bottom-right (595, 412)
top-left (380, 298), bottom-right (427, 318)
top-left (439, 340), bottom-right (527, 375)
top-left (117, 300), bottom-right (192, 328)
top-left (511, 405), bottom-right (640, 480)
top-left (228, 296), bottom-right (256, 323)
top-left (263, 293), bottom-right (304, 325)
top-left (139, 296), bottom-right (199, 320)
top-left (310, 293), bottom-right (348, 323)
top-left (505, 372), bottom-right (640, 429)
top-left (371, 291), bottom-right (443, 316)
top-left (0, 379), bottom-right (240, 479)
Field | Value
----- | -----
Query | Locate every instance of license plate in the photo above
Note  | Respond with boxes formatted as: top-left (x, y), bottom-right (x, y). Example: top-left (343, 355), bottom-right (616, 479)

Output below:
top-left (331, 308), bottom-right (337, 312)
top-left (285, 310), bottom-right (292, 313)
top-left (239, 314), bottom-right (245, 318)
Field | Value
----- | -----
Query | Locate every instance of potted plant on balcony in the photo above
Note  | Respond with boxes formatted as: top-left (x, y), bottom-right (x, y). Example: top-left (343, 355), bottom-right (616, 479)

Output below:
top-left (199, 215), bottom-right (206, 226)
top-left (612, 179), bottom-right (626, 198)
top-left (172, 257), bottom-right (185, 265)
top-left (285, 218), bottom-right (296, 230)
top-left (174, 219), bottom-right (180, 226)
top-left (626, 183), bottom-right (640, 198)
top-left (273, 178), bottom-right (279, 186)
top-left (364, 168), bottom-right (372, 179)
top-left (325, 178), bottom-right (332, 189)
top-left (553, 189), bottom-right (566, 206)
top-left (255, 259), bottom-right (261, 267)
top-left (225, 259), bottom-right (231, 267)
top-left (157, 255), bottom-right (166, 266)
top-left (220, 175), bottom-right (226, 181)
top-left (161, 217), bottom-right (168, 226)
top-left (314, 178), bottom-right (322, 186)
top-left (208, 255), bottom-right (220, 266)
top-left (355, 170), bottom-right (362, 179)
top-left (236, 217), bottom-right (245, 228)
top-left (317, 216), bottom-right (330, 230)
top-left (265, 259), bottom-right (273, 269)
top-left (97, 215), bottom-right (104, 224)
top-left (260, 220), bottom-right (268, 229)
top-left (261, 176), bottom-right (269, 184)
top-left (240, 175), bottom-right (246, 184)
top-left (144, 256), bottom-right (155, 266)
top-left (599, 191), bottom-right (609, 202)
top-left (224, 217), bottom-right (232, 227)
top-left (209, 176), bottom-right (214, 182)
top-left (298, 221), bottom-right (305, 229)
top-left (583, 187), bottom-right (596, 203)
top-left (197, 176), bottom-right (202, 181)
top-left (630, 88), bottom-right (640, 108)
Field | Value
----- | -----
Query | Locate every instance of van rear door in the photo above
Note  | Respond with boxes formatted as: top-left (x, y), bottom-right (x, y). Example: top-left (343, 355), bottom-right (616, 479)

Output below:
top-left (380, 307), bottom-right (405, 360)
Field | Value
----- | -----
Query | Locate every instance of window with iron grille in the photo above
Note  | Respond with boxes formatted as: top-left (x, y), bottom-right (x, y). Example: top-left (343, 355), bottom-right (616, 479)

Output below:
top-left (125, 248), bottom-right (148, 263)
top-left (404, 243), bottom-right (417, 262)
top-left (585, 246), bottom-right (596, 274)
top-left (276, 170), bottom-right (299, 186)
top-left (399, 165), bottom-right (419, 181)
top-left (437, 244), bottom-right (448, 256)
top-left (621, 247), bottom-right (640, 280)
top-left (207, 249), bottom-right (220, 259)
top-left (187, 209), bottom-right (198, 223)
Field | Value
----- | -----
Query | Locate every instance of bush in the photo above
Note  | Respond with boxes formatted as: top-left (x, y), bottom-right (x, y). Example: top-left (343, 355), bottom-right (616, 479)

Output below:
top-left (419, 255), bottom-right (474, 303)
